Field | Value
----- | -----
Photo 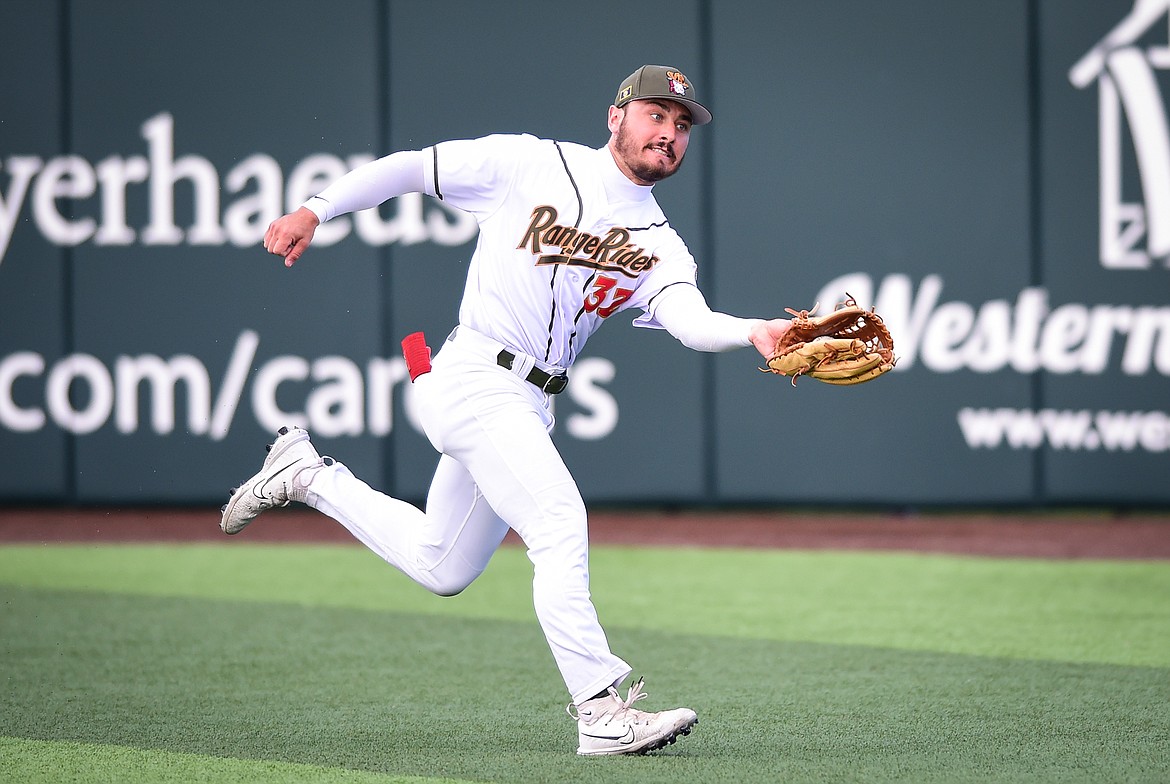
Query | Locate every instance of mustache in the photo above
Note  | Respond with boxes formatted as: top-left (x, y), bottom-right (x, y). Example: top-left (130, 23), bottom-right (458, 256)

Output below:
top-left (646, 142), bottom-right (676, 160)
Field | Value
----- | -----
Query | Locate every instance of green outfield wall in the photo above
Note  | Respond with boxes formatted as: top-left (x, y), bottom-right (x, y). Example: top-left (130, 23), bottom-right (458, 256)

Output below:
top-left (2, 0), bottom-right (1167, 506)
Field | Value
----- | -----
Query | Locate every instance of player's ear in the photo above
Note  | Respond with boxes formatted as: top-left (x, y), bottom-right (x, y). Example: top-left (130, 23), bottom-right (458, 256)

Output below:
top-left (607, 105), bottom-right (624, 134)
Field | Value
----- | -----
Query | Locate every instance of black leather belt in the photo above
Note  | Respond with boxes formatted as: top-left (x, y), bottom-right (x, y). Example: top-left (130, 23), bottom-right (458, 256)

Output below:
top-left (497, 350), bottom-right (569, 394)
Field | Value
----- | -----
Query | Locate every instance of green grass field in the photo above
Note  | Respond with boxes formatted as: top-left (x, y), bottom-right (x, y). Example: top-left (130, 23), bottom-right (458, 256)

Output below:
top-left (1, 540), bottom-right (1167, 783)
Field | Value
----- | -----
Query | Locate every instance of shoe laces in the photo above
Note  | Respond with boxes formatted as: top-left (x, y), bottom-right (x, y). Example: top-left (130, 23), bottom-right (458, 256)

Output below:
top-left (567, 677), bottom-right (649, 722)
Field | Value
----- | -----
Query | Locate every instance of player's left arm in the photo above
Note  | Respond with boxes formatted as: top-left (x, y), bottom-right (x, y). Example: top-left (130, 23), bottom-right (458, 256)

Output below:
top-left (650, 284), bottom-right (790, 357)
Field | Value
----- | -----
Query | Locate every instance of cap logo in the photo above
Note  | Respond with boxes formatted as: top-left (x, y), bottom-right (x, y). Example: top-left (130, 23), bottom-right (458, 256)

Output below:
top-left (617, 85), bottom-right (633, 102)
top-left (666, 70), bottom-right (690, 96)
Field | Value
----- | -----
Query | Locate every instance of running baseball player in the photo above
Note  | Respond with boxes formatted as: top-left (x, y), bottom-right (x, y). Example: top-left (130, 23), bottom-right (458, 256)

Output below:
top-left (221, 65), bottom-right (793, 756)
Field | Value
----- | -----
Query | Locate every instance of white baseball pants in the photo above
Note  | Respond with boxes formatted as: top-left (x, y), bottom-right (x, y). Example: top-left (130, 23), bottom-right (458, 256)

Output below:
top-left (302, 326), bottom-right (632, 705)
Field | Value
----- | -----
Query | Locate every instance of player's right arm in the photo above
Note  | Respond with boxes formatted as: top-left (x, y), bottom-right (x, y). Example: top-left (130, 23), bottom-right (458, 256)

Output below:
top-left (263, 207), bottom-right (320, 267)
top-left (263, 149), bottom-right (430, 267)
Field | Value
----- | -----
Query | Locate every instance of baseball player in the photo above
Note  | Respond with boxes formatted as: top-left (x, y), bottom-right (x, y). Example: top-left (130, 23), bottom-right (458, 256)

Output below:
top-left (221, 65), bottom-right (792, 756)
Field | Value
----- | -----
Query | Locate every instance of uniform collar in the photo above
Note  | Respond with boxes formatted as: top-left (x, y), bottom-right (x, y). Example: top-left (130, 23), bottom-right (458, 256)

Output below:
top-left (598, 145), bottom-right (656, 203)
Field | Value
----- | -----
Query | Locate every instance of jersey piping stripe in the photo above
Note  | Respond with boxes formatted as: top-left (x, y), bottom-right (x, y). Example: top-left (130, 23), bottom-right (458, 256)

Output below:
top-left (565, 273), bottom-right (596, 367)
top-left (432, 147), bottom-right (444, 200)
top-left (547, 141), bottom-right (584, 364)
top-left (626, 219), bottom-right (670, 231)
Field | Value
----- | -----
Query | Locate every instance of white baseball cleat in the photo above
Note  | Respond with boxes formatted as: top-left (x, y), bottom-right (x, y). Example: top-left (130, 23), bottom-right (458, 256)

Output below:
top-left (220, 426), bottom-right (332, 535)
top-left (569, 678), bottom-right (698, 756)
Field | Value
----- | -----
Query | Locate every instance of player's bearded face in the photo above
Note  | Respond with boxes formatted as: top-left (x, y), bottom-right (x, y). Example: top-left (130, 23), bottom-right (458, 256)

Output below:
top-left (611, 101), bottom-right (691, 184)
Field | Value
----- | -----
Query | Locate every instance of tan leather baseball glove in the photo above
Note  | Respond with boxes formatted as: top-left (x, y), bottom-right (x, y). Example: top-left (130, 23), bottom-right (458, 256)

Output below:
top-left (764, 296), bottom-right (896, 386)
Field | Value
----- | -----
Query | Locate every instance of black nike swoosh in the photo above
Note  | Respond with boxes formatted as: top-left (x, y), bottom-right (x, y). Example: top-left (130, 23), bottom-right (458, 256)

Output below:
top-left (253, 461), bottom-right (298, 499)
top-left (581, 727), bottom-right (635, 744)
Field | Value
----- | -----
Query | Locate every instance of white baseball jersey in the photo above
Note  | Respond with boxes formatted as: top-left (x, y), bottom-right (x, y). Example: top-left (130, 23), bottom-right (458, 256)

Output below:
top-left (422, 134), bottom-right (698, 370)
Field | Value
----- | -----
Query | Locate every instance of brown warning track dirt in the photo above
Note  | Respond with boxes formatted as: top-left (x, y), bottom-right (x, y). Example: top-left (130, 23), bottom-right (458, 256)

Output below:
top-left (1, 507), bottom-right (1167, 559)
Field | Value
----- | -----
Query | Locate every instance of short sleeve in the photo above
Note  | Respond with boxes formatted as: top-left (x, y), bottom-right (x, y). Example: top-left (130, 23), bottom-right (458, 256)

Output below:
top-left (424, 134), bottom-right (541, 220)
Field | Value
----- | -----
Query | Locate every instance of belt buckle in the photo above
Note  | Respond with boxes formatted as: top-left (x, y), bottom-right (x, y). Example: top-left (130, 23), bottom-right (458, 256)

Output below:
top-left (543, 374), bottom-right (568, 394)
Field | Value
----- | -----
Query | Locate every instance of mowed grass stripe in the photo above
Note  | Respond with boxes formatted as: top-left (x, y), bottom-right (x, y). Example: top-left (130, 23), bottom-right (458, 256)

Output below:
top-left (0, 543), bottom-right (1167, 667)
top-left (0, 736), bottom-right (474, 784)
top-left (2, 586), bottom-right (1166, 783)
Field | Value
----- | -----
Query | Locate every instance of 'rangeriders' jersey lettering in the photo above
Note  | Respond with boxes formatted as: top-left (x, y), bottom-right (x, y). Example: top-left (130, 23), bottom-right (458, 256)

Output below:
top-left (517, 205), bottom-right (661, 277)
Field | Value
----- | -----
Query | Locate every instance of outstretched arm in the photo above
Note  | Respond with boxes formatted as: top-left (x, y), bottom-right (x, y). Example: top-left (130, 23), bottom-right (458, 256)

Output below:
top-left (652, 285), bottom-right (792, 358)
top-left (262, 148), bottom-right (429, 267)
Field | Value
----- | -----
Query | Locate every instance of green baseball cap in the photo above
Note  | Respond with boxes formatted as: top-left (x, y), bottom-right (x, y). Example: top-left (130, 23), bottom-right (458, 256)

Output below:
top-left (614, 65), bottom-right (712, 125)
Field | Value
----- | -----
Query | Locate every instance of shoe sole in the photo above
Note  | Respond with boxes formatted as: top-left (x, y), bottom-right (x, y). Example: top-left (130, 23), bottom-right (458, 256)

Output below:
top-left (220, 428), bottom-right (311, 535)
top-left (577, 716), bottom-right (698, 756)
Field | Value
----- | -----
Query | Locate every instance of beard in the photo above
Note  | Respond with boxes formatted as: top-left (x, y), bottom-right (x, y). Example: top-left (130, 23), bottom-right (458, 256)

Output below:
top-left (613, 118), bottom-right (683, 183)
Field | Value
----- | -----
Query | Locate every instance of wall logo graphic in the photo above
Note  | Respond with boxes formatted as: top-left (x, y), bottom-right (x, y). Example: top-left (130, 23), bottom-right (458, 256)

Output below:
top-left (1070, 0), bottom-right (1170, 269)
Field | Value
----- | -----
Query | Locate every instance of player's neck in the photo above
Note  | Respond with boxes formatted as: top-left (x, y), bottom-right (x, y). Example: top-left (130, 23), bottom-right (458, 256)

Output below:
top-left (600, 145), bottom-right (656, 203)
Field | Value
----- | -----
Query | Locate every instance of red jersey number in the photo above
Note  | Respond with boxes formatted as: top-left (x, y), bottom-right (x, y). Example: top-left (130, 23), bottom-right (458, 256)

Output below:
top-left (583, 275), bottom-right (633, 319)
